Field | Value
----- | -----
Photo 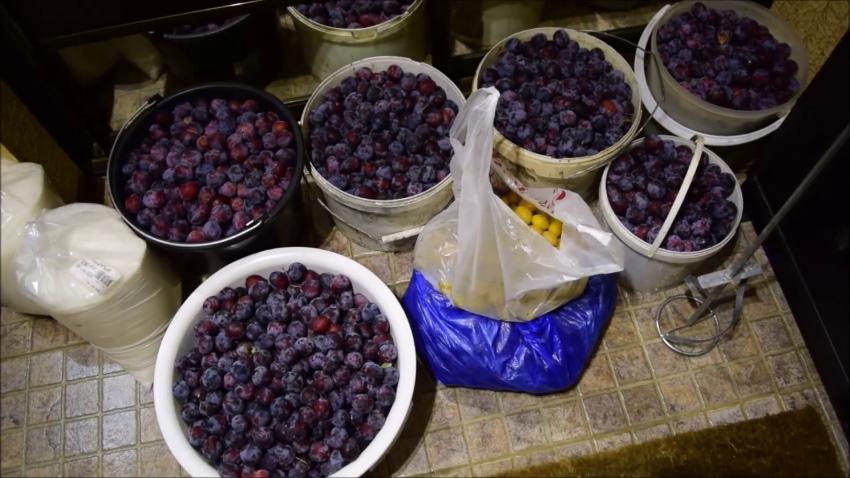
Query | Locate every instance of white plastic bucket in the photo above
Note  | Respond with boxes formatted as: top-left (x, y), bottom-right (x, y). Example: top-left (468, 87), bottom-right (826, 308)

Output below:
top-left (473, 27), bottom-right (643, 198)
top-left (154, 248), bottom-right (416, 477)
top-left (301, 56), bottom-right (466, 252)
top-left (288, 1), bottom-right (427, 79)
top-left (598, 135), bottom-right (743, 292)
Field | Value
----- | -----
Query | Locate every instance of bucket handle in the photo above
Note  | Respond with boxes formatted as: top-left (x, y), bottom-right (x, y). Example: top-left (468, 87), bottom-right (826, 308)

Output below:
top-left (314, 195), bottom-right (424, 245)
top-left (647, 135), bottom-right (705, 258)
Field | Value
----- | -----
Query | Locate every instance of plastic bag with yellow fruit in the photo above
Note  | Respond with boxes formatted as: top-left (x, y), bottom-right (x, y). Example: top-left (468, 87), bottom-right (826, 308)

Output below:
top-left (413, 87), bottom-right (624, 321)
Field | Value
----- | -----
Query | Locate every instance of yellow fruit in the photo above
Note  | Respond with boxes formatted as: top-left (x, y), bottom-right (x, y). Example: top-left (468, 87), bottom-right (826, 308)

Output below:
top-left (531, 214), bottom-right (550, 231)
top-left (514, 205), bottom-right (533, 224)
top-left (506, 191), bottom-right (520, 205)
top-left (543, 230), bottom-right (560, 248)
top-left (548, 219), bottom-right (563, 237)
top-left (519, 199), bottom-right (537, 212)
top-left (531, 222), bottom-right (547, 234)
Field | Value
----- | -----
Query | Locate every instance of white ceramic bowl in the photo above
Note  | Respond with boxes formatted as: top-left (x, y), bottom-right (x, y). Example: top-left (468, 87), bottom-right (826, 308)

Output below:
top-left (153, 248), bottom-right (416, 477)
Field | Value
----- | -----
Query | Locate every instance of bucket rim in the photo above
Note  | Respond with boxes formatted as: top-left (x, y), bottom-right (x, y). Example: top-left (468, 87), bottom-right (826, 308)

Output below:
top-left (160, 14), bottom-right (251, 40)
top-left (598, 135), bottom-right (744, 263)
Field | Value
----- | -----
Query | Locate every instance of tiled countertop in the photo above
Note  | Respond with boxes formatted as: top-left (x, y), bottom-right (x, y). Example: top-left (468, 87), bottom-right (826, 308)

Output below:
top-left (1, 222), bottom-right (848, 477)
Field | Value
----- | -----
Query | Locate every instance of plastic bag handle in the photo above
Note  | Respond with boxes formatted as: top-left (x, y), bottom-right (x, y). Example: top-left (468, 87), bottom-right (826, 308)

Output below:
top-left (648, 135), bottom-right (704, 257)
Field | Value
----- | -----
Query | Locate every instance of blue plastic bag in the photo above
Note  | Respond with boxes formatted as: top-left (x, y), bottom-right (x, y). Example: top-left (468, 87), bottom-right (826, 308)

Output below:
top-left (402, 270), bottom-right (618, 394)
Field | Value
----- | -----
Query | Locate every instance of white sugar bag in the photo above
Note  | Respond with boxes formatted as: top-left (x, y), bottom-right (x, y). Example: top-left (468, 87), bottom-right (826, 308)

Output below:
top-left (15, 203), bottom-right (181, 384)
top-left (1, 158), bottom-right (63, 315)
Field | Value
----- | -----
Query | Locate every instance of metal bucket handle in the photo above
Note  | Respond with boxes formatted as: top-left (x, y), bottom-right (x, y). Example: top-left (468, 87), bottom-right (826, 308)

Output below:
top-left (647, 135), bottom-right (704, 258)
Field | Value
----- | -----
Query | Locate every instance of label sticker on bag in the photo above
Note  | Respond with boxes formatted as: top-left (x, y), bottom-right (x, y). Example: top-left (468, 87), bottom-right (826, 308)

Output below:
top-left (70, 258), bottom-right (122, 294)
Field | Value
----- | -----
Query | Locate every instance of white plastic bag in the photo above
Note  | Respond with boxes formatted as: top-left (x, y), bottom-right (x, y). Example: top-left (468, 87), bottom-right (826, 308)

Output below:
top-left (15, 204), bottom-right (180, 385)
top-left (414, 87), bottom-right (624, 321)
top-left (1, 158), bottom-right (63, 315)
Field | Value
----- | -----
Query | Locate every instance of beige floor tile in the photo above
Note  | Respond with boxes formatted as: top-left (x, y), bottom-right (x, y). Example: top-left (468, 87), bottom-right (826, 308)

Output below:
top-left (609, 347), bottom-right (652, 386)
top-left (102, 449), bottom-right (138, 477)
top-left (541, 400), bottom-right (588, 443)
top-left (24, 424), bottom-right (61, 464)
top-left (621, 384), bottom-right (664, 425)
top-left (29, 318), bottom-right (68, 352)
top-left (391, 251), bottom-right (415, 283)
top-left (685, 345), bottom-right (724, 369)
top-left (707, 406), bottom-right (745, 426)
top-left (594, 432), bottom-right (633, 451)
top-left (780, 388), bottom-right (818, 411)
top-left (717, 323), bottom-right (760, 361)
top-left (65, 380), bottom-right (99, 418)
top-left (102, 374), bottom-right (136, 411)
top-left (742, 282), bottom-right (779, 320)
top-left (750, 316), bottom-right (793, 353)
top-left (387, 436), bottom-right (430, 477)
top-left (766, 351), bottom-right (808, 389)
top-left (27, 387), bottom-right (62, 425)
top-left (472, 458), bottom-right (513, 477)
top-left (728, 358), bottom-right (774, 398)
top-left (633, 423), bottom-right (672, 443)
top-left (28, 351), bottom-right (63, 387)
top-left (140, 443), bottom-right (180, 477)
top-left (695, 365), bottom-right (738, 406)
top-left (578, 352), bottom-right (616, 395)
top-left (631, 306), bottom-right (661, 341)
top-left (356, 255), bottom-right (393, 283)
top-left (504, 410), bottom-right (548, 452)
top-left (102, 410), bottom-right (137, 450)
top-left (1, 394), bottom-right (27, 430)
top-left (0, 357), bottom-right (28, 394)
top-left (464, 417), bottom-right (509, 462)
top-left (670, 414), bottom-right (710, 434)
top-left (583, 392), bottom-right (627, 434)
top-left (498, 392), bottom-right (546, 413)
top-left (1, 429), bottom-right (24, 469)
top-left (139, 383), bottom-right (155, 405)
top-left (439, 466), bottom-right (472, 477)
top-left (0, 321), bottom-right (32, 358)
top-left (65, 345), bottom-right (100, 381)
top-left (24, 463), bottom-right (59, 477)
top-left (644, 341), bottom-right (689, 377)
top-left (64, 456), bottom-right (99, 477)
top-left (64, 417), bottom-right (99, 456)
top-left (456, 388), bottom-right (500, 421)
top-left (424, 426), bottom-right (469, 471)
top-left (743, 395), bottom-right (783, 419)
top-left (603, 312), bottom-right (640, 349)
top-left (426, 389), bottom-right (461, 431)
top-left (658, 375), bottom-right (702, 415)
top-left (139, 407), bottom-right (162, 443)
top-left (102, 357), bottom-right (123, 375)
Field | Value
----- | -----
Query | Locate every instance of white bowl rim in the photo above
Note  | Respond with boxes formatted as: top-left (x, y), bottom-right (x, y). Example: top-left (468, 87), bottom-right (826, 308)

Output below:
top-left (153, 247), bottom-right (416, 478)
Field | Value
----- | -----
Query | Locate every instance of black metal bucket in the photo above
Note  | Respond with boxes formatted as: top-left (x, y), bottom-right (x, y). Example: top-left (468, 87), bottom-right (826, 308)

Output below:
top-left (107, 82), bottom-right (305, 276)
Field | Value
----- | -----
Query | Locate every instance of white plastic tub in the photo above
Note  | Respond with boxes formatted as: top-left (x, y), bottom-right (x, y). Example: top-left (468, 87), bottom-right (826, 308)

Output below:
top-left (473, 27), bottom-right (642, 198)
top-left (598, 135), bottom-right (743, 292)
top-left (288, 1), bottom-right (427, 79)
top-left (154, 247), bottom-right (416, 477)
top-left (301, 56), bottom-right (466, 252)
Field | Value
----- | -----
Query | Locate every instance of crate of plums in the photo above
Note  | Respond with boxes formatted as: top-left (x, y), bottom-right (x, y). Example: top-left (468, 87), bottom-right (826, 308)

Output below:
top-left (646, 1), bottom-right (808, 135)
top-left (107, 83), bottom-right (305, 268)
top-left (288, 1), bottom-right (428, 79)
top-left (301, 56), bottom-right (465, 252)
top-left (598, 134), bottom-right (743, 292)
top-left (474, 27), bottom-right (643, 198)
